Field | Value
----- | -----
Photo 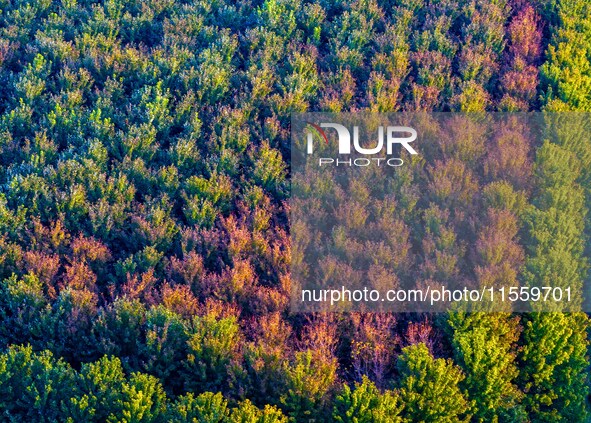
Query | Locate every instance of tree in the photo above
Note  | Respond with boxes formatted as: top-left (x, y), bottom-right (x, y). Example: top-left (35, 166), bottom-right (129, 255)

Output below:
top-left (0, 345), bottom-right (77, 422)
top-left (167, 392), bottom-right (228, 423)
top-left (397, 343), bottom-right (470, 423)
top-left (333, 376), bottom-right (403, 423)
top-left (280, 350), bottom-right (337, 422)
top-left (139, 306), bottom-right (189, 394)
top-left (73, 355), bottom-right (128, 422)
top-left (0, 273), bottom-right (49, 348)
top-left (108, 372), bottom-right (167, 423)
top-left (182, 310), bottom-right (241, 394)
top-left (519, 312), bottom-right (589, 422)
top-left (92, 298), bottom-right (147, 373)
top-left (228, 399), bottom-right (287, 423)
top-left (498, 5), bottom-right (542, 111)
top-left (449, 313), bottom-right (525, 422)
top-left (541, 0), bottom-right (591, 111)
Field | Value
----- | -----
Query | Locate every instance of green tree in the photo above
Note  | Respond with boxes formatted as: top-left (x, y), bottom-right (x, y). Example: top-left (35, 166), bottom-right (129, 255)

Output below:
top-left (70, 355), bottom-right (127, 422)
top-left (0, 273), bottom-right (49, 348)
top-left (108, 372), bottom-right (167, 423)
top-left (333, 376), bottom-right (403, 423)
top-left (228, 399), bottom-right (287, 423)
top-left (182, 311), bottom-right (241, 393)
top-left (519, 313), bottom-right (589, 422)
top-left (397, 343), bottom-right (470, 423)
top-left (167, 392), bottom-right (228, 423)
top-left (139, 306), bottom-right (189, 394)
top-left (92, 298), bottom-right (147, 372)
top-left (0, 345), bottom-right (77, 422)
top-left (280, 350), bottom-right (337, 422)
top-left (541, 0), bottom-right (591, 111)
top-left (449, 312), bottom-right (526, 422)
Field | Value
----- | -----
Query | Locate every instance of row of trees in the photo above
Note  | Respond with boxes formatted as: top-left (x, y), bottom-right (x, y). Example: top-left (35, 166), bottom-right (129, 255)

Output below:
top-left (517, 0), bottom-right (591, 421)
top-left (0, 341), bottom-right (479, 423)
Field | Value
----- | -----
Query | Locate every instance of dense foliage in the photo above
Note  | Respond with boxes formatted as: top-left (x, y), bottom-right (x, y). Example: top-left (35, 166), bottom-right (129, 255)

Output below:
top-left (0, 0), bottom-right (589, 421)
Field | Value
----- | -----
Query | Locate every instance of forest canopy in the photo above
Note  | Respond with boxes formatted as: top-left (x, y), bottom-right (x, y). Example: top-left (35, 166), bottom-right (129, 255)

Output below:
top-left (0, 0), bottom-right (590, 421)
